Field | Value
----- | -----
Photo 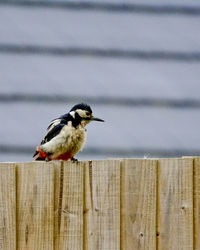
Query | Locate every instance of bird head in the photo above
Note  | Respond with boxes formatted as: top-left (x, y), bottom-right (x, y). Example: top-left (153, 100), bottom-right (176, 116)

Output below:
top-left (69, 103), bottom-right (104, 127)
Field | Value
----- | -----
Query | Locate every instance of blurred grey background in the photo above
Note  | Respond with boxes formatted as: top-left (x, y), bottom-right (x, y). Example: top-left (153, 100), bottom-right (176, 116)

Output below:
top-left (0, 0), bottom-right (200, 162)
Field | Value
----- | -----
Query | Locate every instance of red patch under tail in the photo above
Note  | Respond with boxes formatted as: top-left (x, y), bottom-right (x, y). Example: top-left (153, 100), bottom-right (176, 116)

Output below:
top-left (53, 152), bottom-right (72, 161)
top-left (33, 146), bottom-right (48, 161)
top-left (50, 152), bottom-right (73, 161)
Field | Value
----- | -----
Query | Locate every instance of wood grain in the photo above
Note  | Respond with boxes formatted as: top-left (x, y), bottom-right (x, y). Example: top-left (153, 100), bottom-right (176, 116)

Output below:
top-left (194, 158), bottom-right (200, 250)
top-left (0, 158), bottom-right (196, 249)
top-left (84, 160), bottom-right (120, 250)
top-left (121, 159), bottom-right (157, 250)
top-left (55, 161), bottom-right (84, 250)
top-left (0, 164), bottom-right (16, 250)
top-left (157, 158), bottom-right (193, 250)
top-left (16, 162), bottom-right (54, 250)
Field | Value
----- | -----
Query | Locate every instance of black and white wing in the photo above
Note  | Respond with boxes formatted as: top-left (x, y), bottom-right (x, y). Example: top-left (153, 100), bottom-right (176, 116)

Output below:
top-left (33, 123), bottom-right (65, 157)
top-left (40, 123), bottom-right (65, 145)
top-left (46, 113), bottom-right (71, 132)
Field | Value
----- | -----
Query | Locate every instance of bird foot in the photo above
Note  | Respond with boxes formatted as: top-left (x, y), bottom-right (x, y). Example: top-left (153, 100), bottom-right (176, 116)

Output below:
top-left (71, 157), bottom-right (78, 163)
top-left (45, 156), bottom-right (50, 162)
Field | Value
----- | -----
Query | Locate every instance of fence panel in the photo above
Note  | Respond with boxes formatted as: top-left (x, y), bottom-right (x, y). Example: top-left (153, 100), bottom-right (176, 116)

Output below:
top-left (194, 158), bottom-right (200, 250)
top-left (0, 164), bottom-right (16, 250)
top-left (157, 158), bottom-right (193, 250)
top-left (16, 162), bottom-right (54, 250)
top-left (54, 161), bottom-right (84, 250)
top-left (121, 159), bottom-right (157, 250)
top-left (84, 160), bottom-right (121, 250)
top-left (0, 158), bottom-right (198, 249)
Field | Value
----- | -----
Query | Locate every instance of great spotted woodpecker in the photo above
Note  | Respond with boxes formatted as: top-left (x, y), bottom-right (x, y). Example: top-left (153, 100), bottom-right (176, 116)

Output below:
top-left (33, 103), bottom-right (104, 161)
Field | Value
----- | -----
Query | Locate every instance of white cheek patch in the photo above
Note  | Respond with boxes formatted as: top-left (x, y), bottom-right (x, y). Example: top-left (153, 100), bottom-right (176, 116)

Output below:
top-left (76, 109), bottom-right (87, 117)
top-left (69, 111), bottom-right (75, 118)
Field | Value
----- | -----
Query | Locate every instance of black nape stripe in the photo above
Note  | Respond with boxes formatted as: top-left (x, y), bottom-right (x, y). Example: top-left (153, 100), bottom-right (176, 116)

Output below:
top-left (71, 112), bottom-right (82, 128)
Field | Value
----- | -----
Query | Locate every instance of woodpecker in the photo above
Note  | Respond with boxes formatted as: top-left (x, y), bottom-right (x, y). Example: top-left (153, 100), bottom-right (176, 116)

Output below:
top-left (33, 103), bottom-right (104, 161)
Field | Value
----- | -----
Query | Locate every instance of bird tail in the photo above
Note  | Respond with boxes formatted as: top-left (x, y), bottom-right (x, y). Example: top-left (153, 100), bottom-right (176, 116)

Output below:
top-left (33, 146), bottom-right (47, 161)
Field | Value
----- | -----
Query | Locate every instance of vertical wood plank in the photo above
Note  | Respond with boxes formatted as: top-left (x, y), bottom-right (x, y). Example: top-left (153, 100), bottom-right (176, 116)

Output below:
top-left (84, 160), bottom-right (120, 250)
top-left (157, 158), bottom-right (193, 250)
top-left (54, 161), bottom-right (63, 249)
top-left (194, 158), bottom-right (200, 250)
top-left (121, 159), bottom-right (157, 250)
top-left (0, 164), bottom-right (16, 250)
top-left (17, 162), bottom-right (54, 250)
top-left (54, 161), bottom-right (84, 250)
top-left (83, 161), bottom-right (92, 250)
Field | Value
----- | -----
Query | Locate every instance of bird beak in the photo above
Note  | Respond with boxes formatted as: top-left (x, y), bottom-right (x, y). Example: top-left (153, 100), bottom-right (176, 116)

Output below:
top-left (91, 116), bottom-right (105, 122)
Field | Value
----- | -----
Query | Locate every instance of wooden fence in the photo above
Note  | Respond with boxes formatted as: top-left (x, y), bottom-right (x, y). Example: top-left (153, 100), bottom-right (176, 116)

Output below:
top-left (0, 158), bottom-right (199, 250)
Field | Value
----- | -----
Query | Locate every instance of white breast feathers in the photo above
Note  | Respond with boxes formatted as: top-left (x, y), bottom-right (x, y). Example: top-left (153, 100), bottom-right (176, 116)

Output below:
top-left (41, 122), bottom-right (87, 158)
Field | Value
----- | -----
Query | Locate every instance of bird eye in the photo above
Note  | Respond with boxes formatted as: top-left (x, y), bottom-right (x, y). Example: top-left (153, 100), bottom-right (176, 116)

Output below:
top-left (86, 111), bottom-right (90, 116)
